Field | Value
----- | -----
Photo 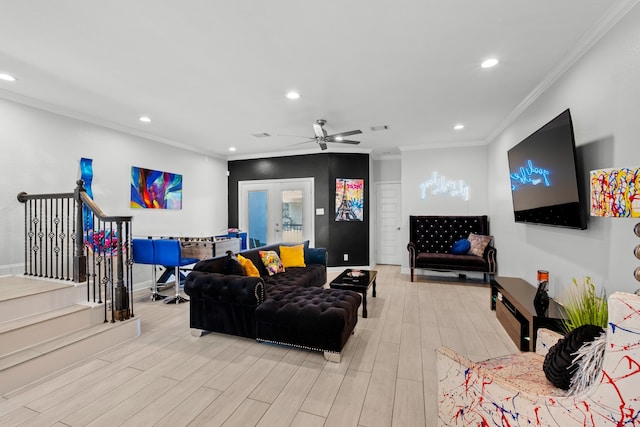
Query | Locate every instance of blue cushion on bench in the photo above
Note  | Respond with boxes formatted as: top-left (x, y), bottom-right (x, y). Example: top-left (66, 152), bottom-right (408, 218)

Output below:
top-left (451, 239), bottom-right (471, 255)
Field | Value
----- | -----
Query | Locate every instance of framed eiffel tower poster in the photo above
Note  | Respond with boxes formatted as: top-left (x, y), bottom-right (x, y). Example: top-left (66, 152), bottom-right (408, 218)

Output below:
top-left (335, 178), bottom-right (364, 221)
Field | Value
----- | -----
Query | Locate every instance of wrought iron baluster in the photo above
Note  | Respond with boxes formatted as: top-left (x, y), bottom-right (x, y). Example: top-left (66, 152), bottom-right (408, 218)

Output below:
top-left (22, 196), bottom-right (27, 276)
top-left (37, 198), bottom-right (43, 276)
top-left (48, 198), bottom-right (53, 278)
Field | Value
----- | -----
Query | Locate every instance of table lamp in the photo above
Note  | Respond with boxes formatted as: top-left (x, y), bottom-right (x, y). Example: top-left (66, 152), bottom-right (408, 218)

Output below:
top-left (590, 167), bottom-right (640, 284)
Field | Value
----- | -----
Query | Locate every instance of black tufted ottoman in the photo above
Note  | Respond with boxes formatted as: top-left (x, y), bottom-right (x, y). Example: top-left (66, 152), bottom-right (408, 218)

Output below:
top-left (255, 286), bottom-right (362, 362)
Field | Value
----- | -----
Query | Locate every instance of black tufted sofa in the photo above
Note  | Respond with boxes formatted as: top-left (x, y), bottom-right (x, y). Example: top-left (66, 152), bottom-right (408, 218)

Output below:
top-left (407, 215), bottom-right (497, 282)
top-left (184, 242), bottom-right (361, 361)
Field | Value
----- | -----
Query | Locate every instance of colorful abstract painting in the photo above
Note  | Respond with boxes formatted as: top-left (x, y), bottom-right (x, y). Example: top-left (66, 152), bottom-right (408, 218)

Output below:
top-left (130, 166), bottom-right (182, 209)
top-left (590, 167), bottom-right (640, 217)
top-left (335, 178), bottom-right (364, 221)
top-left (80, 157), bottom-right (94, 229)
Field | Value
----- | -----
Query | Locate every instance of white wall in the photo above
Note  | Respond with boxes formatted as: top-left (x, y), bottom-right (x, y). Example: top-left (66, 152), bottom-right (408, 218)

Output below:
top-left (400, 144), bottom-right (489, 272)
top-left (487, 4), bottom-right (640, 298)
top-left (0, 98), bottom-right (228, 277)
top-left (373, 157), bottom-right (401, 183)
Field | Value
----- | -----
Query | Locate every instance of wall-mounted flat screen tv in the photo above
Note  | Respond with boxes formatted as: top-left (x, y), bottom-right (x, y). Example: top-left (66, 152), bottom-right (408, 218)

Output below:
top-left (507, 109), bottom-right (587, 229)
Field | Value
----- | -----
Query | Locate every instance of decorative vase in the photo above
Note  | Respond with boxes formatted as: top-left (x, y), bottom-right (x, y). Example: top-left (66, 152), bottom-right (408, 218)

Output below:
top-left (534, 281), bottom-right (550, 316)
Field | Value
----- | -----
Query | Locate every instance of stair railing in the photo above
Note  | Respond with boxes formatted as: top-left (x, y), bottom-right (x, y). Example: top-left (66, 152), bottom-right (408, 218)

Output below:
top-left (17, 180), bottom-right (134, 322)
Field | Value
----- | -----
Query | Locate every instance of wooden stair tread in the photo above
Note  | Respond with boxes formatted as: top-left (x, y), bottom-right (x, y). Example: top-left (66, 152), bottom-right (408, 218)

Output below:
top-left (0, 276), bottom-right (73, 302)
top-left (0, 304), bottom-right (89, 334)
top-left (0, 319), bottom-right (134, 372)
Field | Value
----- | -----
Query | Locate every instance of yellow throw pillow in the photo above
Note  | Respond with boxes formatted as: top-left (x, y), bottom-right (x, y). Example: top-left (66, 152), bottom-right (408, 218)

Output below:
top-left (279, 244), bottom-right (306, 268)
top-left (237, 254), bottom-right (260, 277)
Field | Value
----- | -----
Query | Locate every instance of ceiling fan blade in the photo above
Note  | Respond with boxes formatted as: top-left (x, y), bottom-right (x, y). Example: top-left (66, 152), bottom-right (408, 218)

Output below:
top-left (277, 133), bottom-right (315, 139)
top-left (326, 129), bottom-right (362, 139)
top-left (318, 141), bottom-right (328, 150)
top-left (335, 139), bottom-right (360, 145)
top-left (290, 140), bottom-right (315, 146)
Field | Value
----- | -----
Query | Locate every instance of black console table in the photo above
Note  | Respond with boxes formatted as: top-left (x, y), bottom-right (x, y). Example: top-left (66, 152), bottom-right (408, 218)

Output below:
top-left (490, 276), bottom-right (565, 351)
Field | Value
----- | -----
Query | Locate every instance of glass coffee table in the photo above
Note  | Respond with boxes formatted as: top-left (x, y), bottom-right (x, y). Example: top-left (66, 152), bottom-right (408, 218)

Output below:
top-left (329, 269), bottom-right (377, 318)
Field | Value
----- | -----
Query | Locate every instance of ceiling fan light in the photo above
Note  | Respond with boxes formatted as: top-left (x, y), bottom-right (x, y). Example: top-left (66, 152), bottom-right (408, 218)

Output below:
top-left (481, 58), bottom-right (499, 68)
top-left (0, 73), bottom-right (16, 82)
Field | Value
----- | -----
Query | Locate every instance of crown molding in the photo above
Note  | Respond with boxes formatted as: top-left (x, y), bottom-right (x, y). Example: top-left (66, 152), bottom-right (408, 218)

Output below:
top-left (372, 154), bottom-right (401, 160)
top-left (399, 140), bottom-right (486, 151)
top-left (227, 146), bottom-right (372, 161)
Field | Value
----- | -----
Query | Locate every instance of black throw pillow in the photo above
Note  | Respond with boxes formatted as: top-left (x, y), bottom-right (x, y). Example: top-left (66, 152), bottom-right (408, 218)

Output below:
top-left (543, 324), bottom-right (605, 390)
top-left (222, 251), bottom-right (245, 276)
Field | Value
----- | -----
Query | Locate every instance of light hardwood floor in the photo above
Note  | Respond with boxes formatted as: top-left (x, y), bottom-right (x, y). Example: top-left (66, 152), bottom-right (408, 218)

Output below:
top-left (0, 265), bottom-right (519, 426)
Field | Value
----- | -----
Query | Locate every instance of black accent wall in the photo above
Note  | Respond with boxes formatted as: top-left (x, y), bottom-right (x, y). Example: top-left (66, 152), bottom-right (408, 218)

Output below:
top-left (227, 153), bottom-right (369, 267)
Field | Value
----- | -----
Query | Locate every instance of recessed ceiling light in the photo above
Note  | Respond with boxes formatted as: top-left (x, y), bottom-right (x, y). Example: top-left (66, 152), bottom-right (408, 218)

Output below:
top-left (286, 91), bottom-right (300, 100)
top-left (139, 116), bottom-right (151, 123)
top-left (454, 124), bottom-right (465, 130)
top-left (229, 147), bottom-right (236, 152)
top-left (481, 58), bottom-right (499, 68)
top-left (0, 73), bottom-right (16, 82)
top-left (335, 136), bottom-right (343, 142)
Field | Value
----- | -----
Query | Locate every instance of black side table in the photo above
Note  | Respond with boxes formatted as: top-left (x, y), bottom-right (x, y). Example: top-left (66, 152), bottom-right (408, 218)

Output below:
top-left (330, 269), bottom-right (377, 318)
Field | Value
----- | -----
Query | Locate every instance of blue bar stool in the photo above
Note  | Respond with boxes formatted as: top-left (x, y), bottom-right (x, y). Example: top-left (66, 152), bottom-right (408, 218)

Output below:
top-left (153, 239), bottom-right (199, 304)
top-left (132, 238), bottom-right (166, 301)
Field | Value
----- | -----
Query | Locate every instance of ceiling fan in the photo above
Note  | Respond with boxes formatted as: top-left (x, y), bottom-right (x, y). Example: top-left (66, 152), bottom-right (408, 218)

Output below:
top-left (298, 119), bottom-right (362, 151)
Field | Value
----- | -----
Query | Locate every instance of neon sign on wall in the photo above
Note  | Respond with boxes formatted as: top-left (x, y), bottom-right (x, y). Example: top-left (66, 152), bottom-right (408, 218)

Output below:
top-left (511, 160), bottom-right (551, 190)
top-left (420, 171), bottom-right (470, 201)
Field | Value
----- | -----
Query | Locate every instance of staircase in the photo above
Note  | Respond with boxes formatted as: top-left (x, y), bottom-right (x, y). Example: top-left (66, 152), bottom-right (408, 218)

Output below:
top-left (0, 275), bottom-right (141, 396)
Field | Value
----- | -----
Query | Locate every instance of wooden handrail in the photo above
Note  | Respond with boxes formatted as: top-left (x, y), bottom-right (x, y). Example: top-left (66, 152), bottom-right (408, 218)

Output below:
top-left (78, 191), bottom-right (132, 223)
top-left (17, 191), bottom-right (74, 202)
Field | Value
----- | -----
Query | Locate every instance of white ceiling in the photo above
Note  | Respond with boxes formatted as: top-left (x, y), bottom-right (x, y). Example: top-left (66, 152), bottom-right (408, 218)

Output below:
top-left (0, 1), bottom-right (636, 159)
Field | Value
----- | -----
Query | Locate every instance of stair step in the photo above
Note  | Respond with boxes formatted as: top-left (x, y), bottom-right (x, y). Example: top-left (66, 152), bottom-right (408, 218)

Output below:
top-left (0, 303), bottom-right (104, 358)
top-left (0, 275), bottom-right (72, 301)
top-left (0, 275), bottom-right (141, 396)
top-left (0, 315), bottom-right (141, 395)
top-left (0, 276), bottom-right (86, 324)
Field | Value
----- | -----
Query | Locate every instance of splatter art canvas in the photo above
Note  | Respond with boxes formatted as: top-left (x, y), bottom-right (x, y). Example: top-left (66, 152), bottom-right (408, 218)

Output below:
top-left (131, 166), bottom-right (182, 209)
top-left (590, 167), bottom-right (640, 217)
top-left (335, 178), bottom-right (364, 221)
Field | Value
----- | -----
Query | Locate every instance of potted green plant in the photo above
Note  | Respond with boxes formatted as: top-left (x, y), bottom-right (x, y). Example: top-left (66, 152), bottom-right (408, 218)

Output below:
top-left (561, 277), bottom-right (608, 333)
top-left (543, 277), bottom-right (608, 391)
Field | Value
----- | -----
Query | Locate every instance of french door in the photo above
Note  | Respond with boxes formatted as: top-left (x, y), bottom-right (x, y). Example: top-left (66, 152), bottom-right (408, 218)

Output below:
top-left (239, 178), bottom-right (314, 248)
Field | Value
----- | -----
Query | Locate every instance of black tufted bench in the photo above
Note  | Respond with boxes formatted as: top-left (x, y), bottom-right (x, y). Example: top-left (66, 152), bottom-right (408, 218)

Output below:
top-left (407, 215), bottom-right (497, 282)
top-left (255, 286), bottom-right (362, 362)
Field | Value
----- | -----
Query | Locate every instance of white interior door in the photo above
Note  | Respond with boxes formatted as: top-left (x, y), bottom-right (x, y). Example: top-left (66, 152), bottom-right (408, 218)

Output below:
top-left (239, 178), bottom-right (314, 247)
top-left (376, 182), bottom-right (402, 265)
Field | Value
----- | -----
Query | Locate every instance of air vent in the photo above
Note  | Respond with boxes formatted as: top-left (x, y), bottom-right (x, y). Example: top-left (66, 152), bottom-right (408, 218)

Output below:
top-left (252, 133), bottom-right (271, 138)
top-left (370, 125), bottom-right (389, 131)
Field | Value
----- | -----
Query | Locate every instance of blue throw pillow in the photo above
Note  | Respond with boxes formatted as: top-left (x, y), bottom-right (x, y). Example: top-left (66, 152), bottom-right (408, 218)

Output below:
top-left (304, 247), bottom-right (326, 265)
top-left (451, 239), bottom-right (471, 255)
